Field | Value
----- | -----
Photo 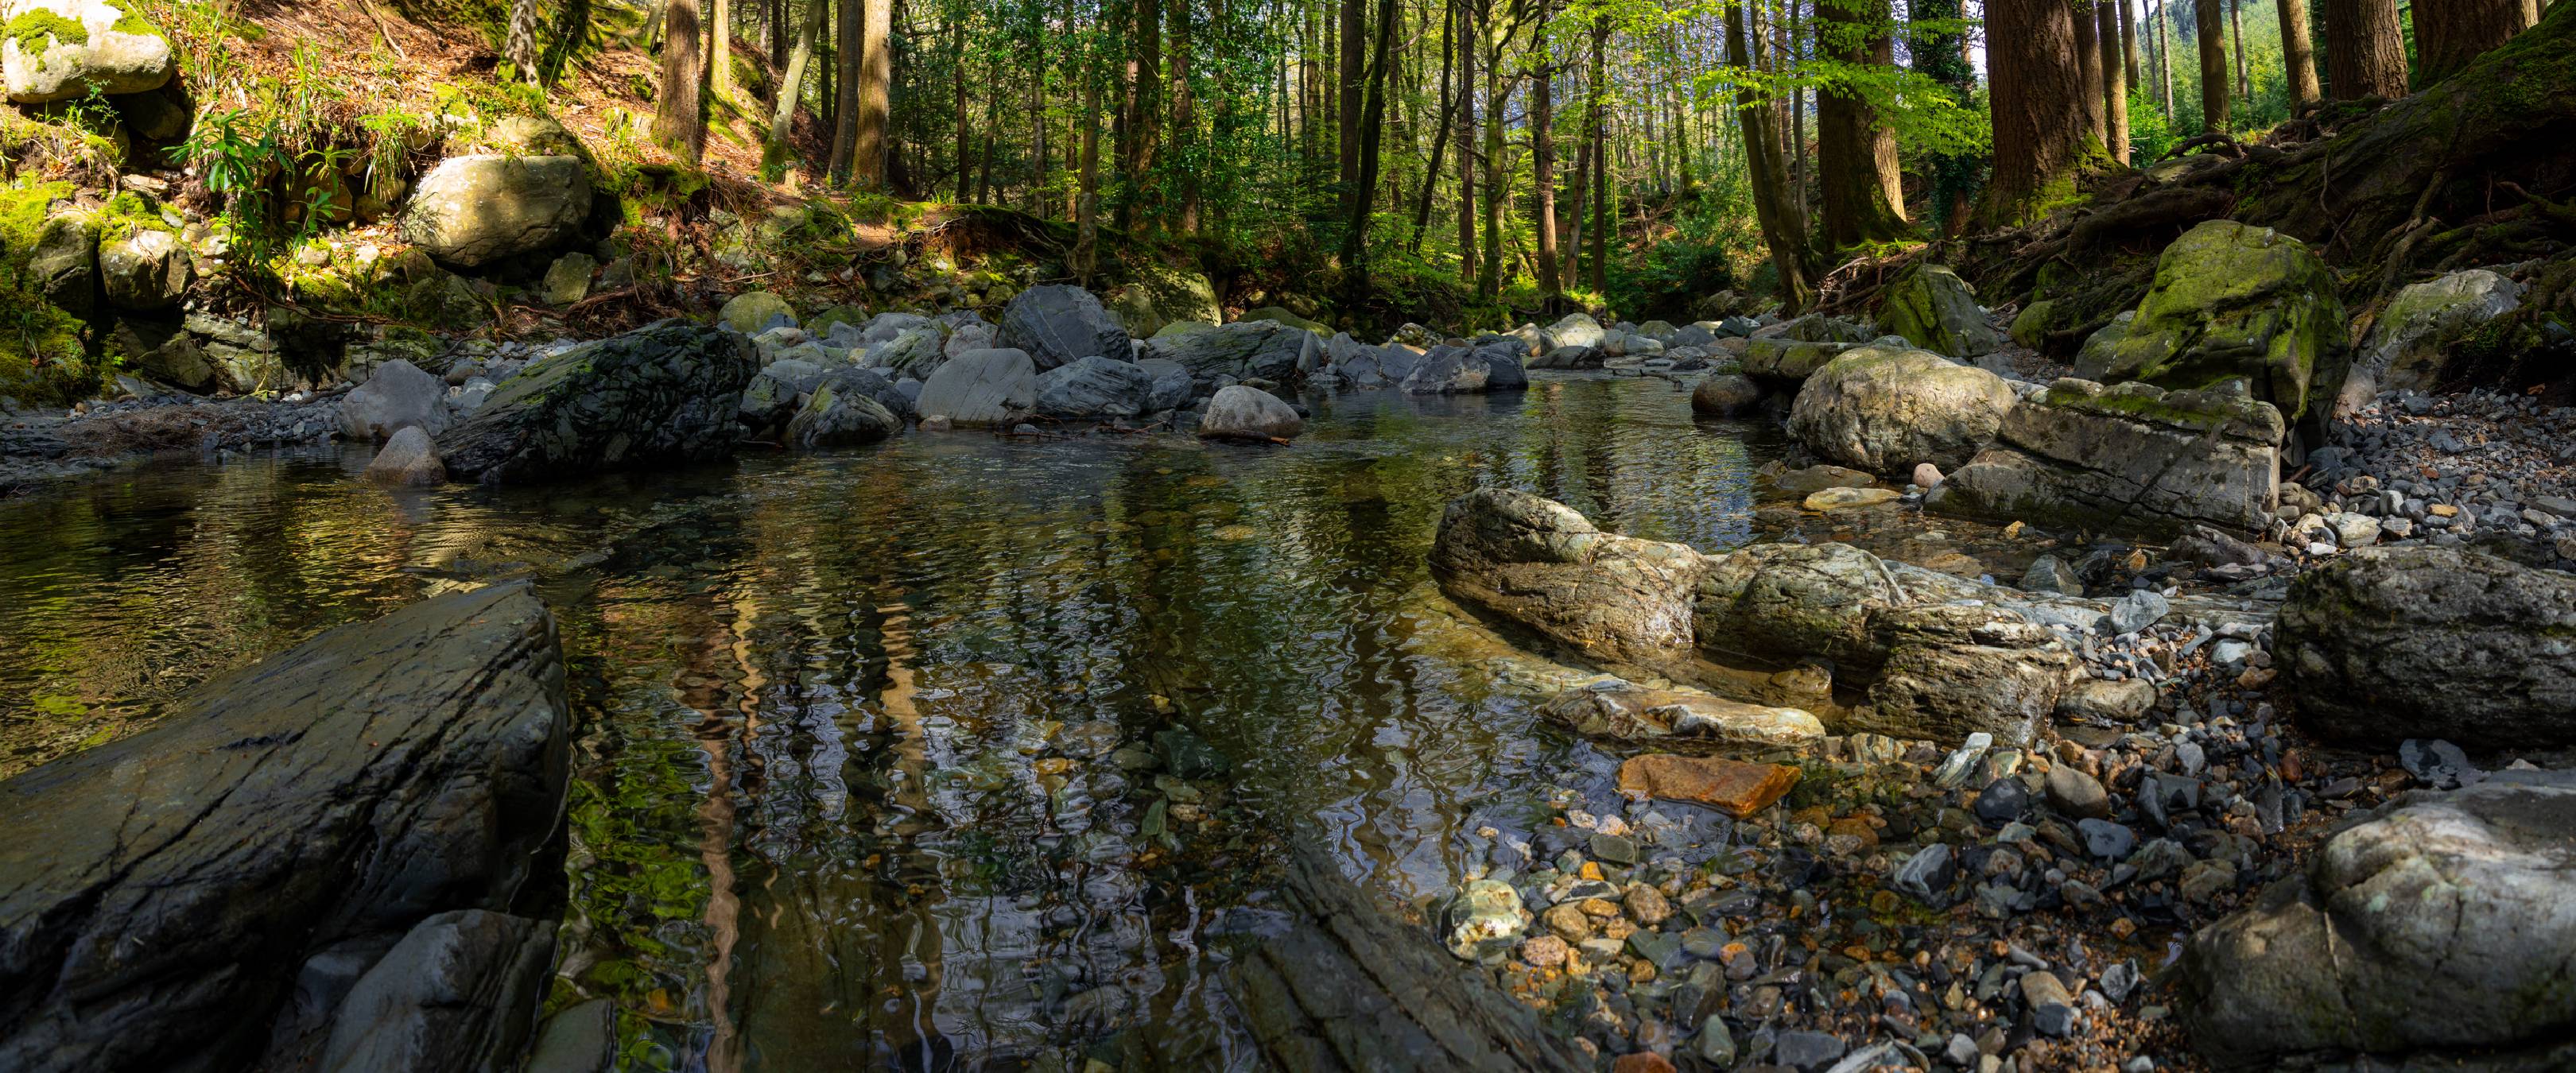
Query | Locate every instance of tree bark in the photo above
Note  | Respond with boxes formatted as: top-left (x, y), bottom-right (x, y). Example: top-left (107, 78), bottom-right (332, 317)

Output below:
top-left (1340, 0), bottom-right (1365, 219)
top-left (766, 0), bottom-right (822, 168)
top-left (712, 0), bottom-right (733, 103)
top-left (1340, 0), bottom-right (1400, 293)
top-left (828, 0), bottom-right (857, 178)
top-left (1479, 24), bottom-right (1507, 298)
top-left (655, 0), bottom-right (708, 165)
top-left (2120, 0), bottom-right (2142, 87)
top-left (1458, 3), bottom-right (1480, 290)
top-left (2229, 0), bottom-right (2248, 99)
top-left (1587, 12), bottom-right (1607, 295)
top-left (1533, 5), bottom-right (1558, 300)
top-left (1074, 35), bottom-right (1103, 280)
top-left (2073, 0), bottom-right (2105, 140)
top-left (1817, 0), bottom-right (1909, 248)
top-left (1171, 0), bottom-right (1197, 233)
top-left (2156, 0), bottom-right (2174, 115)
top-left (1131, 0), bottom-right (1162, 224)
top-left (1728, 0), bottom-right (1814, 311)
top-left (1409, 0), bottom-right (1458, 254)
top-left (506, 0), bottom-right (541, 82)
top-left (2324, 0), bottom-right (2408, 99)
top-left (2278, 0), bottom-right (2322, 106)
top-left (2098, 0), bottom-right (2128, 163)
top-left (2195, 0), bottom-right (2230, 132)
top-left (2416, 0), bottom-right (2538, 83)
top-left (1976, 0), bottom-right (2094, 227)
top-left (952, 19), bottom-right (972, 200)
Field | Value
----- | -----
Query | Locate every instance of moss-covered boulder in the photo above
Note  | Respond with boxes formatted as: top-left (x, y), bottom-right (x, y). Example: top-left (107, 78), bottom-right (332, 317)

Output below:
top-left (1111, 261), bottom-right (1220, 337)
top-left (1740, 337), bottom-right (1856, 389)
top-left (719, 290), bottom-right (794, 333)
top-left (1879, 263), bottom-right (2003, 358)
top-left (98, 226), bottom-right (187, 309)
top-left (1928, 378), bottom-right (2283, 536)
top-left (398, 155), bottom-right (592, 269)
top-left (1238, 305), bottom-right (1329, 334)
top-left (2099, 220), bottom-right (2347, 430)
top-left (2335, 268), bottom-right (2522, 418)
top-left (24, 209), bottom-right (94, 316)
top-left (2008, 299), bottom-right (2061, 350)
top-left (1787, 346), bottom-right (2019, 476)
top-left (2070, 310), bottom-right (2135, 381)
top-left (1, 0), bottom-right (175, 104)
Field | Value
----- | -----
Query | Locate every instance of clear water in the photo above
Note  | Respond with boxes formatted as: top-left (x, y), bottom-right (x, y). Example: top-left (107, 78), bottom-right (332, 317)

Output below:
top-left (0, 374), bottom-right (1791, 1071)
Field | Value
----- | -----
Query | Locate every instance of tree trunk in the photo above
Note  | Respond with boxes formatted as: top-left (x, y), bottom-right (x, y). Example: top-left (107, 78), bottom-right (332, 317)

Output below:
top-left (854, 0), bottom-right (887, 184)
top-left (2416, 0), bottom-right (2538, 83)
top-left (2156, 0), bottom-right (2174, 115)
top-left (506, 0), bottom-right (542, 82)
top-left (1533, 5), bottom-right (1558, 300)
top-left (1075, 37), bottom-right (1103, 280)
top-left (1409, 0), bottom-right (1458, 254)
top-left (2120, 0), bottom-right (2142, 87)
top-left (2098, 0), bottom-right (2128, 163)
top-left (1727, 0), bottom-right (1814, 311)
top-left (1976, 0), bottom-right (2094, 227)
top-left (2278, 0), bottom-right (2322, 105)
top-left (2324, 0), bottom-right (2408, 99)
top-left (712, 0), bottom-right (733, 103)
top-left (2230, 0), bottom-right (2249, 99)
top-left (1817, 0), bottom-right (1910, 248)
top-left (1458, 4), bottom-right (1480, 291)
top-left (1340, 0), bottom-right (1365, 220)
top-left (2074, 0), bottom-right (2105, 139)
top-left (766, 0), bottom-right (822, 167)
top-left (952, 20), bottom-right (972, 200)
top-left (1787, 6), bottom-right (1807, 220)
top-left (655, 0), bottom-right (708, 165)
top-left (1131, 0), bottom-right (1162, 223)
top-left (828, 0), bottom-right (857, 179)
top-left (1172, 0), bottom-right (1198, 233)
top-left (1587, 13), bottom-right (1607, 296)
top-left (1479, 28), bottom-right (1507, 298)
top-left (2195, 0), bottom-right (2230, 132)
top-left (1340, 0), bottom-right (1401, 294)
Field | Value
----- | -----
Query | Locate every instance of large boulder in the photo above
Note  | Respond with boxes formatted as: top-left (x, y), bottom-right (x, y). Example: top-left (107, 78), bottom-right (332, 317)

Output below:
top-left (2069, 310), bottom-right (2136, 381)
top-left (339, 358), bottom-right (451, 440)
top-left (1927, 378), bottom-right (2283, 536)
top-left (363, 425), bottom-right (446, 486)
top-left (2276, 547), bottom-right (2576, 749)
top-left (784, 376), bottom-right (900, 448)
top-left (2097, 220), bottom-right (2347, 430)
top-left (1140, 320), bottom-right (1317, 386)
top-left (1321, 333), bottom-right (1423, 386)
top-left (1401, 345), bottom-right (1491, 394)
top-left (1690, 373), bottom-right (1763, 416)
top-left (1878, 262), bottom-right (2003, 358)
top-left (1693, 541), bottom-right (1909, 671)
top-left (2335, 268), bottom-right (2522, 419)
top-left (1137, 357), bottom-right (1193, 411)
top-left (25, 211), bottom-right (95, 316)
top-left (2178, 770), bottom-right (2576, 1071)
top-left (1109, 262), bottom-right (1220, 336)
top-left (1845, 603), bottom-right (2081, 746)
top-left (398, 155), bottom-right (593, 269)
top-left (1546, 312), bottom-right (1607, 349)
top-left (1787, 346), bottom-right (2018, 476)
top-left (914, 347), bottom-right (1036, 426)
top-left (1429, 488), bottom-right (1707, 668)
top-left (0, 0), bottom-right (174, 103)
top-left (1197, 384), bottom-right (1304, 440)
top-left (1476, 340), bottom-right (1527, 390)
top-left (998, 285), bottom-right (1131, 370)
top-left (719, 291), bottom-right (795, 333)
top-left (864, 326), bottom-right (946, 380)
top-left (0, 585), bottom-right (568, 1073)
top-left (97, 227), bottom-right (188, 310)
top-left (435, 322), bottom-right (758, 482)
top-left (1034, 354), bottom-right (1154, 419)
top-left (737, 358), bottom-right (829, 432)
top-left (1740, 337), bottom-right (1857, 389)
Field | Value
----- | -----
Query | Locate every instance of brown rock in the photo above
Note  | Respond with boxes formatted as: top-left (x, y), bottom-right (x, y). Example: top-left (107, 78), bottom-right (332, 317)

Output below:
top-left (1612, 1052), bottom-right (1677, 1073)
top-left (1616, 754), bottom-right (1800, 818)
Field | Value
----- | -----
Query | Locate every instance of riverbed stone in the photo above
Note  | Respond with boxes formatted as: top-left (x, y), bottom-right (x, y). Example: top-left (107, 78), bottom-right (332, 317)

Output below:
top-left (1538, 681), bottom-right (1825, 749)
top-left (2336, 268), bottom-right (2521, 419)
top-left (1802, 486), bottom-right (1899, 511)
top-left (1430, 488), bottom-right (1707, 667)
top-left (2277, 546), bottom-right (2576, 748)
top-left (1690, 373), bottom-right (1762, 416)
top-left (720, 291), bottom-right (795, 333)
top-left (1788, 346), bottom-right (2018, 476)
top-left (1927, 378), bottom-right (2283, 536)
top-left (1035, 354), bottom-right (1154, 419)
top-left (784, 375), bottom-right (900, 448)
top-left (1437, 879), bottom-right (1529, 960)
top-left (1616, 754), bottom-right (1801, 818)
top-left (1137, 357), bottom-right (1193, 411)
top-left (435, 321), bottom-right (758, 482)
top-left (1141, 320), bottom-right (1316, 386)
top-left (1849, 603), bottom-right (2081, 747)
top-left (2178, 770), bottom-right (2576, 1069)
top-left (0, 585), bottom-right (568, 1073)
top-left (2058, 677), bottom-right (2158, 722)
top-left (339, 358), bottom-right (450, 440)
top-left (1741, 337), bottom-right (1856, 389)
top-left (999, 285), bottom-right (1131, 371)
top-left (97, 227), bottom-right (188, 310)
top-left (316, 908), bottom-right (554, 1073)
top-left (914, 347), bottom-right (1036, 427)
top-left (1197, 384), bottom-right (1304, 440)
top-left (398, 154), bottom-right (592, 268)
top-left (1879, 262), bottom-right (2003, 358)
top-left (2097, 219), bottom-right (2347, 431)
top-left (363, 425), bottom-right (445, 486)
top-left (1, 0), bottom-right (175, 103)
top-left (1402, 344), bottom-right (1492, 393)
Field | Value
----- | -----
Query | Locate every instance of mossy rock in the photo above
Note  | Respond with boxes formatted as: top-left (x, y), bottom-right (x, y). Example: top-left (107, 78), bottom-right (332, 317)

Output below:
top-left (2, 0), bottom-right (174, 104)
top-left (806, 304), bottom-right (868, 337)
top-left (719, 290), bottom-right (794, 333)
top-left (2102, 219), bottom-right (2346, 430)
top-left (1878, 262), bottom-right (2002, 358)
top-left (2008, 300), bottom-right (2062, 350)
top-left (1238, 305), bottom-right (1328, 334)
top-left (0, 287), bottom-right (98, 402)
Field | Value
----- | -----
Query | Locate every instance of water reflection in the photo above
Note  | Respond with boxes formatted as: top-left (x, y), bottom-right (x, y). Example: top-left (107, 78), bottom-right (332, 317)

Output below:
top-left (0, 374), bottom-right (1786, 1069)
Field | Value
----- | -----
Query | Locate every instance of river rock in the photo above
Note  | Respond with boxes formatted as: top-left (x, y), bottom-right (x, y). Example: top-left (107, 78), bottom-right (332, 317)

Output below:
top-left (2277, 546), bottom-right (2576, 748)
top-left (2097, 219), bottom-right (2347, 432)
top-left (1803, 486), bottom-right (1899, 511)
top-left (1538, 681), bottom-right (1825, 749)
top-left (1402, 344), bottom-right (1492, 393)
top-left (0, 585), bottom-right (568, 1073)
top-left (97, 227), bottom-right (188, 310)
top-left (2178, 770), bottom-right (2576, 1069)
top-left (26, 211), bottom-right (95, 316)
top-left (0, 0), bottom-right (175, 103)
top-left (1430, 488), bottom-right (1706, 667)
top-left (2057, 677), bottom-right (2157, 722)
top-left (436, 321), bottom-right (758, 482)
top-left (539, 252), bottom-right (596, 305)
top-left (1141, 320), bottom-right (1317, 386)
top-left (998, 285), bottom-right (1131, 371)
top-left (737, 358), bottom-right (828, 432)
top-left (398, 155), bottom-right (593, 268)
top-left (915, 347), bottom-right (1036, 427)
top-left (1546, 312), bottom-right (1607, 349)
top-left (1137, 357), bottom-right (1193, 411)
top-left (2070, 310), bottom-right (2136, 381)
top-left (1034, 354), bottom-right (1154, 419)
top-left (1197, 385), bottom-right (1304, 440)
top-left (1740, 337), bottom-right (1856, 389)
top-left (1108, 262), bottom-right (1220, 336)
top-left (719, 290), bottom-right (795, 333)
top-left (784, 374), bottom-right (901, 448)
top-left (1615, 754), bottom-right (1802, 818)
top-left (339, 358), bottom-right (450, 440)
top-left (363, 425), bottom-right (445, 486)
top-left (1927, 378), bottom-right (2283, 536)
top-left (1437, 880), bottom-right (1529, 960)
top-left (1530, 344), bottom-right (1602, 370)
top-left (316, 908), bottom-right (554, 1073)
top-left (1788, 346), bottom-right (2017, 476)
top-left (1239, 305), bottom-right (1328, 333)
top-left (1879, 262), bottom-right (2003, 357)
top-left (1690, 373), bottom-right (1761, 416)
top-left (2335, 268), bottom-right (2522, 419)
top-left (1848, 602), bottom-right (2081, 746)
top-left (1777, 312), bottom-right (1877, 343)
top-left (867, 326), bottom-right (947, 380)
top-left (1476, 340), bottom-right (1528, 390)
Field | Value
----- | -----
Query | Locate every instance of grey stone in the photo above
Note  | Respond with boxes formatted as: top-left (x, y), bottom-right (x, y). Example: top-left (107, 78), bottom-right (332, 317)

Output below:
top-left (1430, 489), bottom-right (1705, 668)
top-left (1034, 354), bottom-right (1154, 419)
top-left (363, 425), bottom-right (445, 486)
top-left (1137, 357), bottom-right (1193, 411)
top-left (539, 252), bottom-right (596, 305)
top-left (998, 285), bottom-right (1131, 371)
top-left (1197, 384), bottom-right (1304, 440)
top-left (867, 327), bottom-right (947, 380)
top-left (25, 211), bottom-right (95, 316)
top-left (1927, 378), bottom-right (2284, 537)
top-left (2058, 677), bottom-right (2158, 722)
top-left (1773, 1028), bottom-right (1847, 1070)
top-left (2021, 555), bottom-right (2082, 595)
top-left (2046, 766), bottom-right (2112, 819)
top-left (97, 227), bottom-right (189, 310)
top-left (1788, 345), bottom-right (2018, 476)
top-left (1, 0), bottom-right (176, 103)
top-left (339, 358), bottom-right (450, 440)
top-left (398, 155), bottom-right (593, 268)
top-left (1401, 345), bottom-right (1492, 393)
top-left (2107, 589), bottom-right (2170, 634)
top-left (784, 375), bottom-right (900, 448)
top-left (1879, 262), bottom-right (2004, 357)
top-left (2077, 819), bottom-right (2136, 859)
top-left (2338, 269), bottom-right (2521, 420)
top-left (1140, 320), bottom-right (1316, 385)
top-left (1546, 312), bottom-right (1607, 348)
top-left (2399, 738), bottom-right (2479, 790)
top-left (435, 321), bottom-right (758, 482)
top-left (2279, 547), bottom-right (2576, 748)
top-left (1893, 843), bottom-right (1956, 901)
top-left (1690, 374), bottom-right (1763, 416)
top-left (316, 909), bottom-right (553, 1073)
top-left (914, 347), bottom-right (1037, 427)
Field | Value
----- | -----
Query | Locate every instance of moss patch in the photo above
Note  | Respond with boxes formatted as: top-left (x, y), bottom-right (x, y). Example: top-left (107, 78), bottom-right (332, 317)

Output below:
top-left (6, 10), bottom-right (87, 56)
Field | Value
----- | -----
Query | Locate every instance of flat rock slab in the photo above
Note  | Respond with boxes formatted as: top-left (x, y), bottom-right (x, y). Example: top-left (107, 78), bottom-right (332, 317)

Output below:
top-left (0, 585), bottom-right (570, 1073)
top-left (1616, 754), bottom-right (1801, 818)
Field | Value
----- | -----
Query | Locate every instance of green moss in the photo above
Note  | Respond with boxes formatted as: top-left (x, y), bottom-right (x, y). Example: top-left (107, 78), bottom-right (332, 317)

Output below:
top-left (6, 10), bottom-right (87, 56)
top-left (0, 289), bottom-right (99, 405)
top-left (0, 180), bottom-right (73, 264)
top-left (93, 189), bottom-right (173, 243)
top-left (103, 0), bottom-right (157, 38)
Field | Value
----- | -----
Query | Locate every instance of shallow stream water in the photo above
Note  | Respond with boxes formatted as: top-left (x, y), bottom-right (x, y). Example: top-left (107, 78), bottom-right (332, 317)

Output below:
top-left (2, 374), bottom-right (1807, 1070)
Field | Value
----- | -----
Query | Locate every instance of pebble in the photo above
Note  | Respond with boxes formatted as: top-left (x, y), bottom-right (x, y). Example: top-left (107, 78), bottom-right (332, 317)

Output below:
top-left (1973, 778), bottom-right (2030, 826)
top-left (2077, 818), bottom-right (2136, 860)
top-left (2044, 766), bottom-right (2112, 819)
